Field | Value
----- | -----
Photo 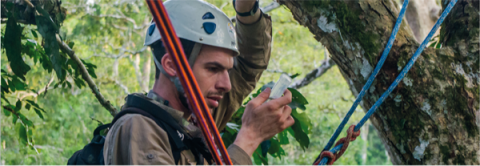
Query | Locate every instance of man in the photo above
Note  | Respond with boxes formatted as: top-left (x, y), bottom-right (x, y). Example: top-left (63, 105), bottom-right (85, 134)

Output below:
top-left (103, 0), bottom-right (294, 164)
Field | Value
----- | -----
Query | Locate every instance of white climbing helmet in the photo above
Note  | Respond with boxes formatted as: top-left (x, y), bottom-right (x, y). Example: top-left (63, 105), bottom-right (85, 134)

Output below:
top-left (144, 0), bottom-right (239, 55)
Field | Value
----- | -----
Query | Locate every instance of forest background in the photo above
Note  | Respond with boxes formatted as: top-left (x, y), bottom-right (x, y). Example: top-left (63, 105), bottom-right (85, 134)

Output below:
top-left (2, 0), bottom-right (444, 164)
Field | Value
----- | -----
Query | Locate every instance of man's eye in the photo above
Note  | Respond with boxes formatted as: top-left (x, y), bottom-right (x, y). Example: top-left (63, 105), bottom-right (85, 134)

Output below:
top-left (208, 67), bottom-right (219, 72)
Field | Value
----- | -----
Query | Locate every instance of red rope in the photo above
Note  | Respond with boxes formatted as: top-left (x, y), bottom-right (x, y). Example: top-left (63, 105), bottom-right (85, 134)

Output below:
top-left (144, 0), bottom-right (232, 164)
top-left (313, 125), bottom-right (361, 165)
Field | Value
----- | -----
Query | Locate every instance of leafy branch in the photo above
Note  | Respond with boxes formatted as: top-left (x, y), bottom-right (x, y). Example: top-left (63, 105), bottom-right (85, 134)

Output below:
top-left (3, 0), bottom-right (118, 116)
top-left (55, 35), bottom-right (118, 116)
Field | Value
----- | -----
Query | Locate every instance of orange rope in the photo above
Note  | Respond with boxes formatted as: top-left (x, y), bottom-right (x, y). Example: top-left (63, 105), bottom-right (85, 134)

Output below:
top-left (145, 0), bottom-right (232, 164)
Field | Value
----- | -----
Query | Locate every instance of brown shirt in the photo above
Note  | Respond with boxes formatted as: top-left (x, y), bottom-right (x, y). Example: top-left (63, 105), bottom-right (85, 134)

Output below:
top-left (103, 13), bottom-right (272, 165)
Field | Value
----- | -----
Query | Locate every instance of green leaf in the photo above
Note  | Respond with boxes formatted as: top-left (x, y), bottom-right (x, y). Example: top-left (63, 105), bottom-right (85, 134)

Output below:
top-left (3, 107), bottom-right (11, 117)
top-left (290, 73), bottom-right (300, 79)
top-left (289, 116), bottom-right (310, 151)
top-left (74, 78), bottom-right (86, 88)
top-left (5, 13), bottom-right (30, 80)
top-left (260, 140), bottom-right (271, 157)
top-left (19, 114), bottom-right (34, 128)
top-left (1, 77), bottom-right (9, 93)
top-left (11, 76), bottom-right (27, 91)
top-left (17, 123), bottom-right (28, 145)
top-left (31, 30), bottom-right (38, 38)
top-left (267, 138), bottom-right (280, 155)
top-left (25, 103), bottom-right (31, 110)
top-left (34, 108), bottom-right (45, 120)
top-left (291, 109), bottom-right (311, 134)
top-left (15, 100), bottom-right (22, 111)
top-left (26, 100), bottom-right (46, 113)
top-left (35, 5), bottom-right (66, 80)
top-left (277, 130), bottom-right (289, 144)
top-left (68, 41), bottom-right (75, 49)
top-left (288, 88), bottom-right (309, 105)
top-left (13, 115), bottom-right (18, 124)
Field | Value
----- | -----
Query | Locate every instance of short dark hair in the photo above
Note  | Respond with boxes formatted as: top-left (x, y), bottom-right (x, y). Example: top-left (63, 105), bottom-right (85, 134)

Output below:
top-left (150, 39), bottom-right (197, 79)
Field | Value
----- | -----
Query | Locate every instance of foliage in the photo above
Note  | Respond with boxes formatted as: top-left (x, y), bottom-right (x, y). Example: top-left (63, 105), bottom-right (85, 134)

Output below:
top-left (222, 81), bottom-right (312, 165)
top-left (1, 0), bottom-right (391, 165)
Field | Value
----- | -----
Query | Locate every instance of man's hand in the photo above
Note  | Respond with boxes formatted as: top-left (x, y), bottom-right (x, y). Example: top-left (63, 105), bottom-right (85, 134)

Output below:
top-left (233, 88), bottom-right (295, 156)
top-left (235, 0), bottom-right (262, 24)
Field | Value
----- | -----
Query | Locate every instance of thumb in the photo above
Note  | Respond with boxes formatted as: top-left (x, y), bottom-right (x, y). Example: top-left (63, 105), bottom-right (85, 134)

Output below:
top-left (250, 88), bottom-right (271, 106)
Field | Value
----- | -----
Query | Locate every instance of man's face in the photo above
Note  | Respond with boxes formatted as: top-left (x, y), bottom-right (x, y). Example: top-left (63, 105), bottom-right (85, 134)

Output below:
top-left (192, 45), bottom-right (234, 110)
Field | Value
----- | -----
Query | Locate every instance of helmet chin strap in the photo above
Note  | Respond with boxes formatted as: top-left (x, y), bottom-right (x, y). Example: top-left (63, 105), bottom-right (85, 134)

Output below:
top-left (153, 42), bottom-right (203, 110)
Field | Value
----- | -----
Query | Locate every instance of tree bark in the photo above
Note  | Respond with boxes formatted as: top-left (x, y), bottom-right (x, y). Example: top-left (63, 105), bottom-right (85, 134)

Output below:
top-left (279, 0), bottom-right (479, 164)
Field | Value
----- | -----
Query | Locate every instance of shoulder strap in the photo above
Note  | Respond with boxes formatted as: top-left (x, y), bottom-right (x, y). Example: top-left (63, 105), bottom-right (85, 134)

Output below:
top-left (116, 94), bottom-right (211, 165)
top-left (117, 107), bottom-right (185, 164)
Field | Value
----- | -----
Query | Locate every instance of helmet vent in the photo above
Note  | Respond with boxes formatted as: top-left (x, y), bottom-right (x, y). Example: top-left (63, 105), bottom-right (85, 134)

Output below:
top-left (202, 12), bottom-right (215, 19)
top-left (148, 24), bottom-right (156, 36)
top-left (203, 22), bottom-right (216, 34)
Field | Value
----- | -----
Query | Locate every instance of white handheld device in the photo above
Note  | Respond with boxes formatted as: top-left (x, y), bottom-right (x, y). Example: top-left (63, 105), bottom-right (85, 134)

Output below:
top-left (269, 74), bottom-right (292, 99)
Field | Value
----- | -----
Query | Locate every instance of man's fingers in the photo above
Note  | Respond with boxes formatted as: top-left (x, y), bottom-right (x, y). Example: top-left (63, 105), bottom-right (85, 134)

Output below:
top-left (282, 115), bottom-right (295, 130)
top-left (249, 88), bottom-right (271, 107)
top-left (281, 105), bottom-right (292, 121)
top-left (267, 89), bottom-right (292, 110)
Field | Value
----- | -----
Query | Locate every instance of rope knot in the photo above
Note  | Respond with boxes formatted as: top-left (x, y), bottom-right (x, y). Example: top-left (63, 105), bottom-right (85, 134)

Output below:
top-left (314, 125), bottom-right (361, 165)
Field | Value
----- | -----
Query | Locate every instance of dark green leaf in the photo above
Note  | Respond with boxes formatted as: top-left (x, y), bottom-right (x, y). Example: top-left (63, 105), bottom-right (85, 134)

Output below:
top-left (5, 14), bottom-right (30, 80)
top-left (15, 100), bottom-right (22, 111)
top-left (35, 5), bottom-right (66, 80)
top-left (291, 109), bottom-right (311, 134)
top-left (26, 100), bottom-right (46, 113)
top-left (11, 76), bottom-right (27, 91)
top-left (31, 30), bottom-right (38, 38)
top-left (18, 123), bottom-right (28, 145)
top-left (3, 107), bottom-right (11, 117)
top-left (289, 116), bottom-right (310, 151)
top-left (25, 103), bottom-right (31, 110)
top-left (34, 108), bottom-right (45, 120)
top-left (1, 77), bottom-right (9, 93)
top-left (260, 140), bottom-right (271, 157)
top-left (87, 66), bottom-right (97, 79)
top-left (429, 42), bottom-right (437, 48)
top-left (13, 115), bottom-right (18, 124)
top-left (288, 88), bottom-right (309, 105)
top-left (74, 78), bottom-right (86, 88)
top-left (267, 138), bottom-right (280, 155)
top-left (19, 114), bottom-right (34, 128)
top-left (68, 41), bottom-right (75, 49)
top-left (277, 130), bottom-right (289, 144)
top-left (7, 79), bottom-right (16, 92)
top-left (290, 73), bottom-right (300, 79)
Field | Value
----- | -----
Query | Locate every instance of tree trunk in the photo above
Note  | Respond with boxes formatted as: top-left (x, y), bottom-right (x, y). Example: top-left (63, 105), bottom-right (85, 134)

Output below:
top-left (279, 0), bottom-right (479, 164)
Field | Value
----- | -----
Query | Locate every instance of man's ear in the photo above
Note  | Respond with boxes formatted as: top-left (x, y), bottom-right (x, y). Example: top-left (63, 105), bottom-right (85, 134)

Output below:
top-left (161, 53), bottom-right (177, 77)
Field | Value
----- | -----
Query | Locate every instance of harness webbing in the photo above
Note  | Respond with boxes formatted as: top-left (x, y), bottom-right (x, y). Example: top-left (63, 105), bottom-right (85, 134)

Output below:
top-left (145, 0), bottom-right (232, 165)
top-left (315, 0), bottom-right (458, 164)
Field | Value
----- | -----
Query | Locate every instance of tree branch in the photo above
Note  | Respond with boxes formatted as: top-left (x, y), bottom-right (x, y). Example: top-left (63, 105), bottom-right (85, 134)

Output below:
top-left (289, 58), bottom-right (335, 89)
top-left (19, 75), bottom-right (54, 100)
top-left (56, 34), bottom-right (118, 116)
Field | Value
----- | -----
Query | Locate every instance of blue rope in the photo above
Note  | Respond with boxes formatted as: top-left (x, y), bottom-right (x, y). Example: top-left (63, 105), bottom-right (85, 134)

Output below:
top-left (322, 0), bottom-right (410, 152)
top-left (318, 0), bottom-right (458, 164)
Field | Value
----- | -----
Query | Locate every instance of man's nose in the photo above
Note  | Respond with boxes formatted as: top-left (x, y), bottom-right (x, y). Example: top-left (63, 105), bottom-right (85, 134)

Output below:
top-left (216, 70), bottom-right (231, 93)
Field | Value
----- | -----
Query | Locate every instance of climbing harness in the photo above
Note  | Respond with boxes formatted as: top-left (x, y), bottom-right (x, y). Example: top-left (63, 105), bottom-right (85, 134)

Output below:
top-left (314, 0), bottom-right (458, 164)
top-left (145, 0), bottom-right (232, 165)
